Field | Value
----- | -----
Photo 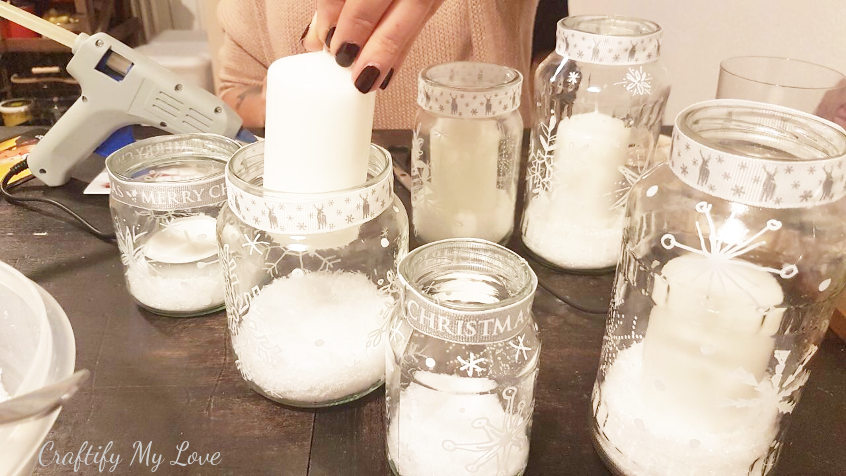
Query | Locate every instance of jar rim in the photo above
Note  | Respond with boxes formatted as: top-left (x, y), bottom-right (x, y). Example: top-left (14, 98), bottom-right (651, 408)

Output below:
top-left (398, 238), bottom-right (538, 313)
top-left (719, 56), bottom-right (846, 91)
top-left (226, 141), bottom-right (392, 199)
top-left (676, 99), bottom-right (846, 163)
top-left (106, 133), bottom-right (240, 183)
top-left (419, 61), bottom-right (522, 94)
top-left (559, 15), bottom-right (662, 38)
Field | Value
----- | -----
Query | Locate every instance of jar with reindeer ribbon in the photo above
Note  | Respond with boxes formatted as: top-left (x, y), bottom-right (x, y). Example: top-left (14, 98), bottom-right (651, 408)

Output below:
top-left (386, 239), bottom-right (540, 476)
top-left (217, 141), bottom-right (409, 407)
top-left (522, 15), bottom-right (670, 272)
top-left (591, 99), bottom-right (846, 475)
top-left (107, 133), bottom-right (241, 317)
top-left (411, 62), bottom-right (523, 244)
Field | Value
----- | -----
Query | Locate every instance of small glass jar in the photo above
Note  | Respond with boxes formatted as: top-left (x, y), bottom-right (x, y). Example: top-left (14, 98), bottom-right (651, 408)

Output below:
top-left (386, 239), bottom-right (540, 476)
top-left (219, 141), bottom-right (409, 407)
top-left (411, 62), bottom-right (523, 244)
top-left (591, 100), bottom-right (846, 475)
top-left (107, 133), bottom-right (241, 317)
top-left (522, 15), bottom-right (671, 272)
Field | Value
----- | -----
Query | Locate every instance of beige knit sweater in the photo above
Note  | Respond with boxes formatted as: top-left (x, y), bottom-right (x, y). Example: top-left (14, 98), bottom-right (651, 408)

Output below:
top-left (217, 0), bottom-right (539, 129)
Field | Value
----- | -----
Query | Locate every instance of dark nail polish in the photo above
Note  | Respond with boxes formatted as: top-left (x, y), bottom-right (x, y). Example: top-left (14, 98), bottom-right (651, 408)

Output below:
top-left (355, 66), bottom-right (381, 93)
top-left (379, 69), bottom-right (394, 90)
top-left (300, 24), bottom-right (310, 43)
top-left (324, 27), bottom-right (336, 47)
top-left (335, 42), bottom-right (361, 68)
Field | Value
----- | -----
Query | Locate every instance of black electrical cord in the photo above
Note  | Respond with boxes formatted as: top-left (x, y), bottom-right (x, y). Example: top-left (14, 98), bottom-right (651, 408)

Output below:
top-left (1, 160), bottom-right (115, 241)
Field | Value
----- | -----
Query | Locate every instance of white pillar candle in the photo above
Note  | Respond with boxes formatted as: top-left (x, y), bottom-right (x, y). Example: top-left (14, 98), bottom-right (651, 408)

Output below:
top-left (387, 373), bottom-right (530, 476)
top-left (263, 51), bottom-right (376, 193)
top-left (523, 111), bottom-right (630, 268)
top-left (414, 118), bottom-right (514, 243)
top-left (121, 215), bottom-right (224, 314)
top-left (231, 270), bottom-right (392, 403)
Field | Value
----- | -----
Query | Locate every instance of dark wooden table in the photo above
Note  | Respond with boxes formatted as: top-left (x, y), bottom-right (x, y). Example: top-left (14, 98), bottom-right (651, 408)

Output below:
top-left (1, 128), bottom-right (843, 475)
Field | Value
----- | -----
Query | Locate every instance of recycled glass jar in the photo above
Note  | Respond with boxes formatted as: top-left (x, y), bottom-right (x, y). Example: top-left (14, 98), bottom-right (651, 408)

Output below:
top-left (218, 141), bottom-right (409, 407)
top-left (411, 62), bottom-right (523, 244)
top-left (386, 239), bottom-right (540, 476)
top-left (107, 133), bottom-right (241, 317)
top-left (591, 100), bottom-right (846, 475)
top-left (522, 15), bottom-right (670, 272)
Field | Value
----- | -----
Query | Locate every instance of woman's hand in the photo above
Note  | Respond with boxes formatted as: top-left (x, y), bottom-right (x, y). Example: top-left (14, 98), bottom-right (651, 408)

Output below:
top-left (302, 0), bottom-right (445, 93)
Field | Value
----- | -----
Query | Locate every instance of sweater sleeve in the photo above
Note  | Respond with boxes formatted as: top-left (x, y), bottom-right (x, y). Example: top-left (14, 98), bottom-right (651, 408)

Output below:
top-left (216, 0), bottom-right (272, 99)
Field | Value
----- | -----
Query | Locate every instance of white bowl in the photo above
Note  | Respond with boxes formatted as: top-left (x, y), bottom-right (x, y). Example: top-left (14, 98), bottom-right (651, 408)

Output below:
top-left (0, 261), bottom-right (76, 475)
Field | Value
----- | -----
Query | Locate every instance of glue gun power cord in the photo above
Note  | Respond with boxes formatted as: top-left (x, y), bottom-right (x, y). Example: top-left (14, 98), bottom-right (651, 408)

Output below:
top-left (1, 160), bottom-right (116, 241)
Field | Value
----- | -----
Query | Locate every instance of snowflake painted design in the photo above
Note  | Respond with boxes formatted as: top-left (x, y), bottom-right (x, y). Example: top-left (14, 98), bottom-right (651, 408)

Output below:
top-left (729, 345), bottom-right (818, 414)
top-left (615, 66), bottom-right (652, 96)
top-left (527, 115), bottom-right (558, 194)
top-left (367, 269), bottom-right (401, 348)
top-left (264, 246), bottom-right (341, 278)
top-left (508, 335), bottom-right (532, 362)
top-left (661, 201), bottom-right (799, 282)
top-left (457, 352), bottom-right (487, 377)
top-left (219, 243), bottom-right (242, 332)
top-left (410, 124), bottom-right (429, 203)
top-left (566, 71), bottom-right (580, 85)
top-left (242, 233), bottom-right (270, 256)
top-left (612, 160), bottom-right (650, 210)
top-left (442, 386), bottom-right (531, 475)
top-left (116, 226), bottom-right (146, 267)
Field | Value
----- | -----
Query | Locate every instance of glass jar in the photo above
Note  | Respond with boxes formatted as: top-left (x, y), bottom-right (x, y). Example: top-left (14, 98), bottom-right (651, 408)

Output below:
top-left (411, 62), bottom-right (523, 244)
top-left (522, 15), bottom-right (671, 272)
top-left (219, 141), bottom-right (409, 407)
top-left (386, 238), bottom-right (540, 476)
top-left (107, 133), bottom-right (241, 317)
top-left (591, 99), bottom-right (846, 475)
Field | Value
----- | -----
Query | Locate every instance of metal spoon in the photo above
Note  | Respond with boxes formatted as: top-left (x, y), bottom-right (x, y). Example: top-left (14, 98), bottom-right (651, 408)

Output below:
top-left (0, 369), bottom-right (90, 425)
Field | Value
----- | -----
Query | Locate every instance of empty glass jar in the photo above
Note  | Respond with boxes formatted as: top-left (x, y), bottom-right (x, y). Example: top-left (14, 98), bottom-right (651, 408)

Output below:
top-left (218, 141), bottom-right (409, 407)
top-left (411, 62), bottom-right (523, 244)
top-left (591, 100), bottom-right (846, 475)
top-left (107, 133), bottom-right (241, 317)
top-left (522, 15), bottom-right (670, 272)
top-left (387, 239), bottom-right (540, 476)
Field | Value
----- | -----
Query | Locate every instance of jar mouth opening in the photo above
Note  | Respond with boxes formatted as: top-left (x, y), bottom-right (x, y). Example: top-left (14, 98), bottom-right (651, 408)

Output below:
top-left (398, 239), bottom-right (537, 313)
top-left (677, 99), bottom-right (846, 162)
top-left (106, 133), bottom-right (240, 184)
top-left (720, 56), bottom-right (846, 90)
top-left (420, 62), bottom-right (522, 93)
top-left (227, 141), bottom-right (392, 198)
top-left (560, 15), bottom-right (661, 38)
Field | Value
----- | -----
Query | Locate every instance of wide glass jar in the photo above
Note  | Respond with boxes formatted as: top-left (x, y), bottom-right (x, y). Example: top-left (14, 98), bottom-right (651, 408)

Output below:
top-left (107, 133), bottom-right (241, 317)
top-left (591, 100), bottom-right (846, 475)
top-left (411, 62), bottom-right (523, 244)
top-left (218, 141), bottom-right (409, 407)
top-left (386, 239), bottom-right (540, 476)
top-left (522, 15), bottom-right (670, 272)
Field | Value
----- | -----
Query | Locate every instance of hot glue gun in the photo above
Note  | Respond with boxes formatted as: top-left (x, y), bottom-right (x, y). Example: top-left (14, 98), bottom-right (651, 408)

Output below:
top-left (0, 2), bottom-right (254, 187)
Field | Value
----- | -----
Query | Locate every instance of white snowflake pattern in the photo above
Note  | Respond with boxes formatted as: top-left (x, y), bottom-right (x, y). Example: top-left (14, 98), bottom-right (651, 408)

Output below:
top-left (367, 269), bottom-right (401, 349)
top-left (612, 160), bottom-right (649, 210)
top-left (661, 201), bottom-right (798, 305)
top-left (728, 345), bottom-right (818, 414)
top-left (442, 386), bottom-right (531, 475)
top-left (115, 226), bottom-right (146, 267)
top-left (527, 115), bottom-right (558, 194)
top-left (457, 352), bottom-right (487, 377)
top-left (242, 233), bottom-right (270, 256)
top-left (615, 66), bottom-right (652, 96)
top-left (508, 335), bottom-right (532, 362)
top-left (263, 246), bottom-right (341, 278)
top-left (566, 71), bottom-right (580, 85)
top-left (410, 123), bottom-right (429, 201)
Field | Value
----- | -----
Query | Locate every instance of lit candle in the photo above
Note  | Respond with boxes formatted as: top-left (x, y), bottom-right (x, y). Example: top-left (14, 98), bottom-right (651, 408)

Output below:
top-left (523, 111), bottom-right (630, 269)
top-left (387, 372), bottom-right (530, 476)
top-left (121, 215), bottom-right (224, 314)
top-left (231, 270), bottom-right (392, 403)
top-left (263, 51), bottom-right (376, 193)
top-left (413, 118), bottom-right (514, 243)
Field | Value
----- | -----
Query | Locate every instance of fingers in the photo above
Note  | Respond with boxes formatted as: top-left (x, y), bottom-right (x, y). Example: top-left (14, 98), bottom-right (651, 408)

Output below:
top-left (331, 0), bottom-right (394, 67)
top-left (349, 0), bottom-right (443, 93)
top-left (303, 0), bottom-right (344, 51)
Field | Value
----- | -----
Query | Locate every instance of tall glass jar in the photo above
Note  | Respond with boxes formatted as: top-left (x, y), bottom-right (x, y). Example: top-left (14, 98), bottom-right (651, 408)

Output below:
top-left (218, 141), bottom-right (409, 407)
top-left (412, 62), bottom-right (523, 244)
top-left (386, 239), bottom-right (540, 476)
top-left (591, 100), bottom-right (846, 475)
top-left (522, 15), bottom-right (671, 272)
top-left (107, 133), bottom-right (241, 317)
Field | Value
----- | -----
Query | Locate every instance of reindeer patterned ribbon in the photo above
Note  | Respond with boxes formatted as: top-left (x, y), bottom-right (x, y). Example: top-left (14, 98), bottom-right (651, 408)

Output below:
top-left (670, 112), bottom-right (846, 209)
top-left (225, 163), bottom-right (394, 235)
top-left (417, 62), bottom-right (522, 118)
top-left (555, 17), bottom-right (662, 66)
